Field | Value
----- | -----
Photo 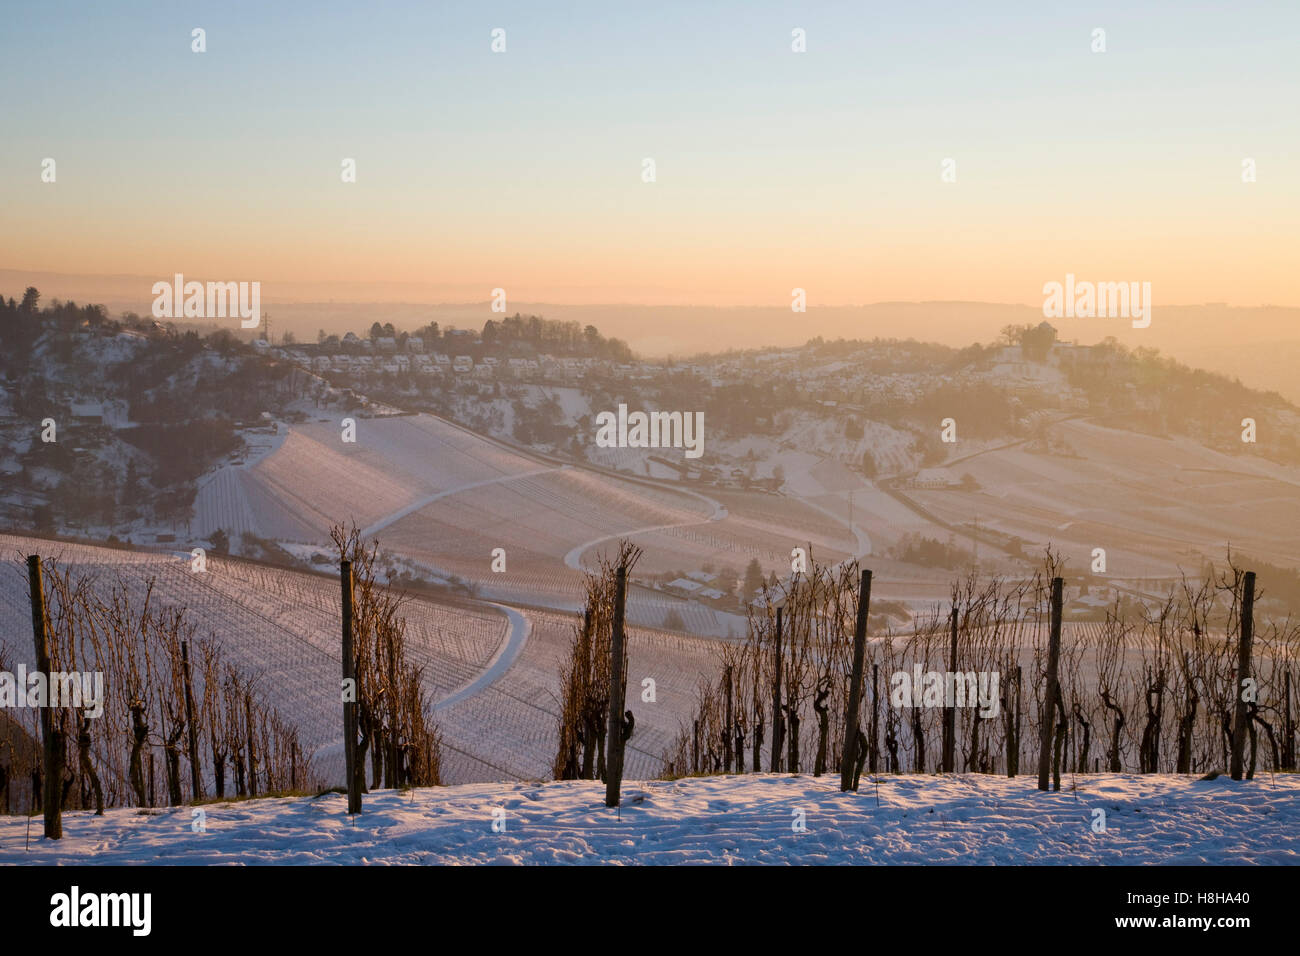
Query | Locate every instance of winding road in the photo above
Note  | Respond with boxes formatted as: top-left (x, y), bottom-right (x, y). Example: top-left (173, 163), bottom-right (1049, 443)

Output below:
top-left (431, 602), bottom-right (532, 712)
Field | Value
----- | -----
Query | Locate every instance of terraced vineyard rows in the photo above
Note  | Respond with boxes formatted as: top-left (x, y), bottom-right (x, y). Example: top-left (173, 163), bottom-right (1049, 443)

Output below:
top-left (0, 533), bottom-right (726, 786)
top-left (0, 534), bottom-right (510, 784)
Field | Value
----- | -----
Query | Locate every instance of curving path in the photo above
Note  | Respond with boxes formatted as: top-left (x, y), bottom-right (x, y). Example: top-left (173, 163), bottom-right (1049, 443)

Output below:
top-left (431, 602), bottom-right (532, 712)
top-left (359, 466), bottom-right (565, 539)
top-left (792, 492), bottom-right (873, 561)
top-left (562, 484), bottom-right (729, 571)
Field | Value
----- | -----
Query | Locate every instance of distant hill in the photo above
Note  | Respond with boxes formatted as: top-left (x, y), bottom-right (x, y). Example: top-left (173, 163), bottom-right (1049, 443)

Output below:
top-left (4, 269), bottom-right (1297, 401)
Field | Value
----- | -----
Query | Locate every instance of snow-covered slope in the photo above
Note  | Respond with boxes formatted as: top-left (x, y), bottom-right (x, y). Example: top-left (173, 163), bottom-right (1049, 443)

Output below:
top-left (3, 773), bottom-right (1294, 865)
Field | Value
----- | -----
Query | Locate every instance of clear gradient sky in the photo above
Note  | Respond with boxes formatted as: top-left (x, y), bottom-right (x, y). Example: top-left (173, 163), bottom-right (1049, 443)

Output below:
top-left (3, 1), bottom-right (1297, 307)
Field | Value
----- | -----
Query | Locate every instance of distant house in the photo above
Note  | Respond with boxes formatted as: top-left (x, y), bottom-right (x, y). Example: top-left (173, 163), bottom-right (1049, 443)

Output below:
top-left (433, 353), bottom-right (451, 366)
top-left (375, 337), bottom-right (397, 352)
top-left (453, 355), bottom-right (473, 372)
top-left (406, 336), bottom-right (425, 353)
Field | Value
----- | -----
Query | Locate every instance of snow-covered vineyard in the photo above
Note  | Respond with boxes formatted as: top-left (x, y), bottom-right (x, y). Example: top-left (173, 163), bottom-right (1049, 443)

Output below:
top-left (3, 531), bottom-right (1297, 791)
top-left (0, 533), bottom-right (726, 786)
top-left (1, 773), bottom-right (1295, 865)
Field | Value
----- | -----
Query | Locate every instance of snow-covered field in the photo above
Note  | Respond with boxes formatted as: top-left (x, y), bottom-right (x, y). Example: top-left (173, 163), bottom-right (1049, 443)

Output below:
top-left (3, 773), bottom-right (1294, 865)
top-left (911, 419), bottom-right (1300, 582)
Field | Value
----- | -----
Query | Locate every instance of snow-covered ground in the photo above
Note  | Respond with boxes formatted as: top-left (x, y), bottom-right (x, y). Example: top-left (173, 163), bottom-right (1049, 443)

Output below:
top-left (3, 773), bottom-right (1295, 865)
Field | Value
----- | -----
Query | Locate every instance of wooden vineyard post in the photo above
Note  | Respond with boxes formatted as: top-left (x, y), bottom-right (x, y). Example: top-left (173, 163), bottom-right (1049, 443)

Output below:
top-left (605, 564), bottom-right (629, 808)
top-left (1230, 571), bottom-right (1256, 782)
top-left (1037, 577), bottom-right (1064, 792)
top-left (341, 559), bottom-right (362, 814)
top-left (1284, 670), bottom-right (1295, 771)
top-left (770, 606), bottom-right (784, 772)
top-left (181, 640), bottom-right (203, 801)
top-left (27, 555), bottom-right (62, 840)
top-left (244, 691), bottom-right (257, 798)
top-left (723, 665), bottom-right (733, 773)
top-left (942, 605), bottom-right (958, 773)
top-left (869, 663), bottom-right (880, 775)
top-left (1007, 665), bottom-right (1021, 777)
top-left (840, 569), bottom-right (872, 791)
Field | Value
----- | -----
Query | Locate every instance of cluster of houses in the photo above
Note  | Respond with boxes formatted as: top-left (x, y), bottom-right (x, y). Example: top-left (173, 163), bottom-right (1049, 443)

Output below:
top-left (252, 326), bottom-right (1107, 428)
top-left (679, 340), bottom-right (1107, 409)
top-left (661, 569), bottom-right (730, 603)
top-left (264, 334), bottom-right (683, 386)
